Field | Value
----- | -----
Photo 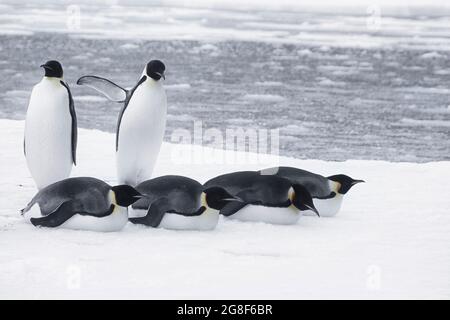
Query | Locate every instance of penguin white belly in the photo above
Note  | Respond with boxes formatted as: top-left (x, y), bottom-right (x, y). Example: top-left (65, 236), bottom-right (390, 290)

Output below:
top-left (228, 205), bottom-right (301, 225)
top-left (129, 207), bottom-right (219, 231)
top-left (60, 206), bottom-right (128, 232)
top-left (160, 209), bottom-right (219, 231)
top-left (116, 80), bottom-right (167, 186)
top-left (25, 79), bottom-right (72, 189)
top-left (23, 205), bottom-right (128, 232)
top-left (304, 195), bottom-right (344, 217)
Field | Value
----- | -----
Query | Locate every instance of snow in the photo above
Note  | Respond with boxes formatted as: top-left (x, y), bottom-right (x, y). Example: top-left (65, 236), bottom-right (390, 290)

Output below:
top-left (254, 81), bottom-right (283, 87)
top-left (73, 95), bottom-right (108, 102)
top-left (317, 78), bottom-right (346, 87)
top-left (242, 94), bottom-right (286, 103)
top-left (399, 118), bottom-right (450, 128)
top-left (420, 51), bottom-right (446, 59)
top-left (164, 83), bottom-right (192, 91)
top-left (119, 43), bottom-right (140, 50)
top-left (0, 119), bottom-right (449, 299)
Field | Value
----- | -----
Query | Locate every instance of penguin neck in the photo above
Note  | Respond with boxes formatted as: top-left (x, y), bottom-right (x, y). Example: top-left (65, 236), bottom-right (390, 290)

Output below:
top-left (288, 187), bottom-right (295, 207)
top-left (42, 76), bottom-right (63, 84)
top-left (108, 190), bottom-right (117, 206)
top-left (200, 192), bottom-right (218, 215)
top-left (145, 76), bottom-right (163, 88)
top-left (328, 180), bottom-right (342, 197)
top-left (200, 192), bottom-right (208, 208)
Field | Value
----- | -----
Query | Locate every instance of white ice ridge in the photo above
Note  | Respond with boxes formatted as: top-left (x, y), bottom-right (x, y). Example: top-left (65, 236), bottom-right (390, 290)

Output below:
top-left (0, 119), bottom-right (449, 299)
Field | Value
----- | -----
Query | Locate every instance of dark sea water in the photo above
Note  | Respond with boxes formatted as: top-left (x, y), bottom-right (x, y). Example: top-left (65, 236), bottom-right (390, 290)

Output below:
top-left (0, 3), bottom-right (449, 162)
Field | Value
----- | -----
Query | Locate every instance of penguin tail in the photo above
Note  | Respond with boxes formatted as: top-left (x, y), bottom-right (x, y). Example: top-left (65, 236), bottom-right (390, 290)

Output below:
top-left (20, 203), bottom-right (32, 216)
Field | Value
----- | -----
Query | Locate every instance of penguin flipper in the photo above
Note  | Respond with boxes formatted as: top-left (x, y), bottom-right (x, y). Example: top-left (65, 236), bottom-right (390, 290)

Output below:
top-left (60, 81), bottom-right (77, 165)
top-left (129, 197), bottom-right (171, 228)
top-left (115, 75), bottom-right (147, 151)
top-left (220, 190), bottom-right (253, 216)
top-left (30, 201), bottom-right (76, 228)
top-left (76, 75), bottom-right (128, 102)
top-left (220, 201), bottom-right (248, 217)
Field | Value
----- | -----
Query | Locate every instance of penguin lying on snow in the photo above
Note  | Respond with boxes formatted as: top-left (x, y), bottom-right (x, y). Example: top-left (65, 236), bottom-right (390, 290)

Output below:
top-left (128, 175), bottom-right (241, 230)
top-left (260, 167), bottom-right (364, 217)
top-left (24, 60), bottom-right (77, 190)
top-left (204, 171), bottom-right (318, 225)
top-left (21, 177), bottom-right (143, 232)
top-left (77, 60), bottom-right (167, 186)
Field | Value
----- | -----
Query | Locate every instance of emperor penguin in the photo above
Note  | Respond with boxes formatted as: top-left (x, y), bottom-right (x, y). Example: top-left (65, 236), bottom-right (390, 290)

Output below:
top-left (20, 177), bottom-right (143, 232)
top-left (128, 175), bottom-right (241, 231)
top-left (77, 60), bottom-right (167, 186)
top-left (260, 167), bottom-right (364, 217)
top-left (24, 60), bottom-right (77, 190)
top-left (204, 171), bottom-right (319, 225)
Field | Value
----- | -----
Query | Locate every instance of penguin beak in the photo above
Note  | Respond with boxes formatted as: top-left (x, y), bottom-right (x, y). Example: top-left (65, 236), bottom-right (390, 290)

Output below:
top-left (223, 196), bottom-right (243, 203)
top-left (155, 72), bottom-right (165, 80)
top-left (132, 191), bottom-right (149, 199)
top-left (305, 203), bottom-right (320, 217)
top-left (133, 194), bottom-right (149, 199)
top-left (40, 63), bottom-right (53, 71)
top-left (351, 179), bottom-right (365, 185)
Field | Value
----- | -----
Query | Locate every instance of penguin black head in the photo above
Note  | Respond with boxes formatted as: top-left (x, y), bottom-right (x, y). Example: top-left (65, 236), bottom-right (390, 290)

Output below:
top-left (146, 60), bottom-right (166, 81)
top-left (40, 60), bottom-right (63, 78)
top-left (291, 184), bottom-right (319, 216)
top-left (203, 186), bottom-right (241, 210)
top-left (111, 185), bottom-right (143, 207)
top-left (327, 174), bottom-right (365, 195)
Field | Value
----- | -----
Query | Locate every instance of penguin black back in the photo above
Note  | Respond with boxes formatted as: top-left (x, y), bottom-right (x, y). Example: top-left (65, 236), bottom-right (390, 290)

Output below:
top-left (260, 166), bottom-right (331, 198)
top-left (132, 175), bottom-right (202, 213)
top-left (204, 171), bottom-right (293, 207)
top-left (28, 177), bottom-right (112, 215)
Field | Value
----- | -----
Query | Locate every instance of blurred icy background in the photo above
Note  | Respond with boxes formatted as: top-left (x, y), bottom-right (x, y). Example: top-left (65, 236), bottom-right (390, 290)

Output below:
top-left (0, 0), bottom-right (449, 162)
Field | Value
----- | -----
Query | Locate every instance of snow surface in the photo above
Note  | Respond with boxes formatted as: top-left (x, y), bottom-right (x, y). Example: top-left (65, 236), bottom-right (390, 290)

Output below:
top-left (0, 119), bottom-right (449, 299)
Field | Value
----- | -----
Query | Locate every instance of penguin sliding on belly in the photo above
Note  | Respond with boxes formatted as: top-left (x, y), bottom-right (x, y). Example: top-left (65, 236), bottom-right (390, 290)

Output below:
top-left (24, 60), bottom-right (77, 190)
top-left (21, 177), bottom-right (143, 232)
top-left (77, 60), bottom-right (167, 186)
top-left (128, 175), bottom-right (241, 231)
top-left (204, 171), bottom-right (319, 225)
top-left (260, 167), bottom-right (364, 217)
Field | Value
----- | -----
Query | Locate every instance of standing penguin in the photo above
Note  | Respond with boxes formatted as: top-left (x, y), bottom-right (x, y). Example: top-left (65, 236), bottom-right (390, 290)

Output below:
top-left (77, 60), bottom-right (166, 186)
top-left (21, 177), bottom-right (143, 232)
top-left (128, 175), bottom-right (240, 230)
top-left (24, 60), bottom-right (77, 190)
top-left (260, 167), bottom-right (364, 217)
top-left (204, 171), bottom-right (319, 225)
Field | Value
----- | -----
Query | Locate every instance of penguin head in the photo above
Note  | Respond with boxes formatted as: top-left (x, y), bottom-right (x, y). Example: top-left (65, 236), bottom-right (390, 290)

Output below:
top-left (146, 60), bottom-right (166, 81)
top-left (111, 185), bottom-right (144, 207)
top-left (291, 184), bottom-right (319, 216)
top-left (327, 174), bottom-right (365, 195)
top-left (40, 60), bottom-right (63, 78)
top-left (202, 187), bottom-right (241, 210)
